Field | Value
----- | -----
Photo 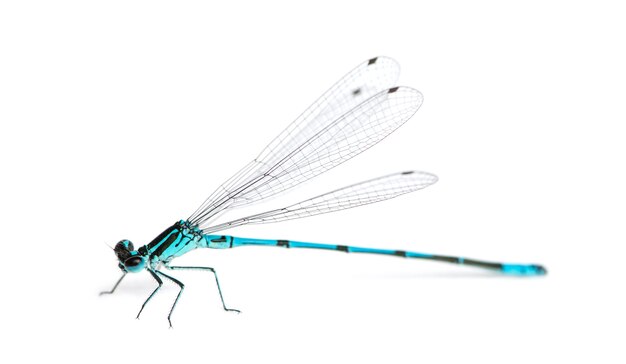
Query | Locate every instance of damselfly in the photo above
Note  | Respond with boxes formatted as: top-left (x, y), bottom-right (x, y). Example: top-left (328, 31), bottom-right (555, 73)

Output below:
top-left (101, 57), bottom-right (547, 327)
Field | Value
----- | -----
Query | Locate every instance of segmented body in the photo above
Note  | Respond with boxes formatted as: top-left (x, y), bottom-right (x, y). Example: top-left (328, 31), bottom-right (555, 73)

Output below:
top-left (141, 220), bottom-right (546, 276)
top-left (102, 57), bottom-right (546, 327)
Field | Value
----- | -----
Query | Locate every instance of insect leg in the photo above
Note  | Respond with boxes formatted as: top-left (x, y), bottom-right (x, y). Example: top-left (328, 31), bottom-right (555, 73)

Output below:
top-left (99, 273), bottom-right (126, 295)
top-left (165, 264), bottom-right (240, 313)
top-left (136, 269), bottom-right (163, 320)
top-left (154, 270), bottom-right (185, 328)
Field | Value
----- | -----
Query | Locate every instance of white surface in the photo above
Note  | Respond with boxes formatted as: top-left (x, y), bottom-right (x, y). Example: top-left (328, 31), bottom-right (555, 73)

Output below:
top-left (1, 1), bottom-right (624, 363)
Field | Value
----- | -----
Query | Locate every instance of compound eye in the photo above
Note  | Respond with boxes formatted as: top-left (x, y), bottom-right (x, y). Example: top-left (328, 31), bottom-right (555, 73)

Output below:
top-left (125, 256), bottom-right (143, 268)
top-left (123, 256), bottom-right (145, 273)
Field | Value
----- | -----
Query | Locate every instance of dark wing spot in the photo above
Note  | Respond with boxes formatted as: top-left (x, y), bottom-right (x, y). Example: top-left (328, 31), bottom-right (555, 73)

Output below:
top-left (388, 87), bottom-right (399, 93)
top-left (368, 57), bottom-right (378, 65)
top-left (352, 88), bottom-right (362, 96)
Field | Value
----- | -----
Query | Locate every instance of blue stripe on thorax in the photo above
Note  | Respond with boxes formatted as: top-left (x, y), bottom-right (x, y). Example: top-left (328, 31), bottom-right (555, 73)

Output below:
top-left (142, 221), bottom-right (203, 265)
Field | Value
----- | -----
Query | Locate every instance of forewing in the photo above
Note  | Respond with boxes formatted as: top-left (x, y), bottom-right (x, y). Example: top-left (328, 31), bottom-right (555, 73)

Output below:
top-left (258, 57), bottom-right (400, 168)
top-left (188, 57), bottom-right (411, 227)
top-left (190, 86), bottom-right (423, 229)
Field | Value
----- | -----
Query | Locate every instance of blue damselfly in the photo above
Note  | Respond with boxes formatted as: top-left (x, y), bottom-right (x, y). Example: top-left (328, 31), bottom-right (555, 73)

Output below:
top-left (101, 57), bottom-right (546, 327)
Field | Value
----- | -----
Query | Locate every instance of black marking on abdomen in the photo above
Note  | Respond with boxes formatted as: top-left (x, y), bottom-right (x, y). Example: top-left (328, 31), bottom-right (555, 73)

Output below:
top-left (462, 258), bottom-right (503, 270)
top-left (337, 245), bottom-right (349, 252)
top-left (211, 236), bottom-right (228, 243)
top-left (211, 235), bottom-right (233, 248)
top-left (388, 87), bottom-right (399, 93)
top-left (368, 57), bottom-right (377, 65)
top-left (431, 255), bottom-right (460, 264)
top-left (277, 240), bottom-right (290, 248)
top-left (394, 250), bottom-right (407, 257)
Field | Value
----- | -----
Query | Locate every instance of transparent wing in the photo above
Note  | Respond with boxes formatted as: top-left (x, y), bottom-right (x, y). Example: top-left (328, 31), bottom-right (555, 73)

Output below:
top-left (257, 57), bottom-right (400, 169)
top-left (189, 57), bottom-right (399, 226)
top-left (188, 57), bottom-right (418, 228)
top-left (190, 86), bottom-right (423, 229)
top-left (203, 171), bottom-right (438, 234)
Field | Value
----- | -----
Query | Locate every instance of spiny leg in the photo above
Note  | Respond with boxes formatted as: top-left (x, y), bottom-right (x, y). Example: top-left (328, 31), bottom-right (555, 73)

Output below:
top-left (154, 270), bottom-right (184, 328)
top-left (165, 265), bottom-right (240, 313)
top-left (136, 269), bottom-right (163, 320)
top-left (100, 273), bottom-right (126, 295)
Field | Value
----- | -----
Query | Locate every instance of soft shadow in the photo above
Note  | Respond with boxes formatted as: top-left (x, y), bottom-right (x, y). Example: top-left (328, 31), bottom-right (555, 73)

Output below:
top-left (98, 279), bottom-right (177, 297)
top-left (367, 270), bottom-right (547, 279)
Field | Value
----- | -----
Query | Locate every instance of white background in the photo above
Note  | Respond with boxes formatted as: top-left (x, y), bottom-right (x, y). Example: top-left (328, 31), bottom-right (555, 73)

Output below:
top-left (1, 1), bottom-right (624, 363)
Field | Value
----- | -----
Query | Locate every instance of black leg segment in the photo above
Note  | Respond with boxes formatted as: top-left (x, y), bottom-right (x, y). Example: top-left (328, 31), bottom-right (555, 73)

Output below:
top-left (154, 270), bottom-right (185, 328)
top-left (136, 269), bottom-right (163, 320)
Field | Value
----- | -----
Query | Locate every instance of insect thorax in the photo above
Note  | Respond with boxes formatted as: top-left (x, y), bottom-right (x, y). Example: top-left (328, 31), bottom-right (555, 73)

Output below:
top-left (139, 220), bottom-right (204, 267)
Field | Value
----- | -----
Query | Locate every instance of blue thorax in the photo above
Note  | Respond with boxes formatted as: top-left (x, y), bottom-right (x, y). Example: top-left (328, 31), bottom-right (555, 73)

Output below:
top-left (138, 220), bottom-right (204, 269)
